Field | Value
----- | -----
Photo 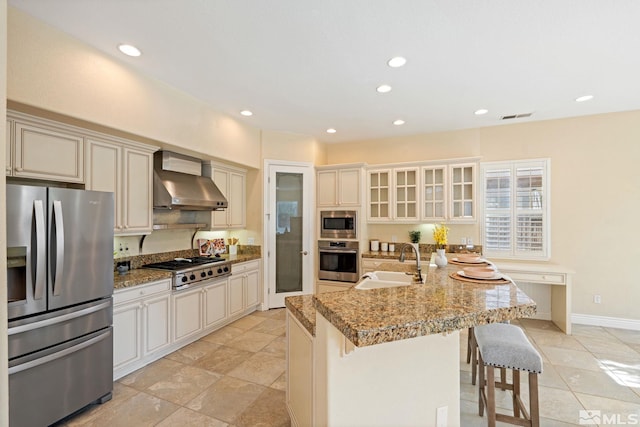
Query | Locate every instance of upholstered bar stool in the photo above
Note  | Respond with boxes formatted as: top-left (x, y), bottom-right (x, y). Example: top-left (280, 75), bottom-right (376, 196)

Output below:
top-left (468, 327), bottom-right (506, 387)
top-left (474, 323), bottom-right (543, 427)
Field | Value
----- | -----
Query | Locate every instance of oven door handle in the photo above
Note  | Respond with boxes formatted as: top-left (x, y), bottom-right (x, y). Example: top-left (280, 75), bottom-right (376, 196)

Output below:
top-left (319, 249), bottom-right (358, 254)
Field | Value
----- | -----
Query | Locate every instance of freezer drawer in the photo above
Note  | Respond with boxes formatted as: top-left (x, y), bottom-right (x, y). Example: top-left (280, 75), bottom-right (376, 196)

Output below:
top-left (9, 327), bottom-right (113, 427)
top-left (8, 298), bottom-right (112, 360)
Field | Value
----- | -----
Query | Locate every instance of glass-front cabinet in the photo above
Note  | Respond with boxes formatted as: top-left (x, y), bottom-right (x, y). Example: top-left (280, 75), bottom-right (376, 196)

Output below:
top-left (368, 169), bottom-right (391, 221)
top-left (421, 165), bottom-right (447, 221)
top-left (394, 168), bottom-right (419, 221)
top-left (367, 160), bottom-right (477, 224)
top-left (450, 163), bottom-right (476, 222)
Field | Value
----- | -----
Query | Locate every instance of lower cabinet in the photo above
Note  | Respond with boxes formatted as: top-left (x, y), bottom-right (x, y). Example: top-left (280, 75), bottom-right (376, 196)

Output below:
top-left (113, 279), bottom-right (172, 379)
top-left (173, 287), bottom-right (204, 343)
top-left (287, 309), bottom-right (314, 427)
top-left (230, 260), bottom-right (261, 316)
top-left (113, 261), bottom-right (262, 380)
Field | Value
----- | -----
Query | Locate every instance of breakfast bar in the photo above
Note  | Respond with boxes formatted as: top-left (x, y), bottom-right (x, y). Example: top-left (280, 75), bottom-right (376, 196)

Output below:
top-left (285, 259), bottom-right (537, 427)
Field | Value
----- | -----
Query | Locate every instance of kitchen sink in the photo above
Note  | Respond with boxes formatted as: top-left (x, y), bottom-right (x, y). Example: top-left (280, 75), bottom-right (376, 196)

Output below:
top-left (354, 271), bottom-right (425, 290)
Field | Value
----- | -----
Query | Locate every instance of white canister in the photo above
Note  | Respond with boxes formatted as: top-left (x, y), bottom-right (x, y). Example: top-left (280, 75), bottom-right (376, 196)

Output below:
top-left (389, 243), bottom-right (395, 252)
top-left (381, 242), bottom-right (388, 252)
top-left (370, 240), bottom-right (380, 251)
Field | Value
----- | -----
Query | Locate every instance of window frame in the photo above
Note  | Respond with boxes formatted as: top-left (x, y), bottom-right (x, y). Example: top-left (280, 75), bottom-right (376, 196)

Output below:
top-left (480, 158), bottom-right (551, 260)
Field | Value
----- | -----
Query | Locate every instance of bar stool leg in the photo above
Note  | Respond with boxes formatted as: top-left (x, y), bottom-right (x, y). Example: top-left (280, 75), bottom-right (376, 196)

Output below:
top-left (513, 369), bottom-right (520, 418)
top-left (478, 354), bottom-right (485, 416)
top-left (487, 366), bottom-right (496, 427)
top-left (471, 330), bottom-right (478, 385)
top-left (529, 372), bottom-right (540, 427)
top-left (466, 327), bottom-right (473, 363)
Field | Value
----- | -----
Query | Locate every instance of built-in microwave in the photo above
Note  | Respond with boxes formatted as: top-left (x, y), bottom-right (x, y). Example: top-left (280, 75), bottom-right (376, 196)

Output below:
top-left (320, 210), bottom-right (357, 239)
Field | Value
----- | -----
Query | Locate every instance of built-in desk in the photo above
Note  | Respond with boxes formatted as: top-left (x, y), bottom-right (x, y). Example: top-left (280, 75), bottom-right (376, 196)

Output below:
top-left (493, 260), bottom-right (573, 334)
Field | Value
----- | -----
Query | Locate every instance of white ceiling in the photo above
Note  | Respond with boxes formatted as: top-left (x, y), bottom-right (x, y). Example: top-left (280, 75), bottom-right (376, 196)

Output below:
top-left (9, 0), bottom-right (640, 143)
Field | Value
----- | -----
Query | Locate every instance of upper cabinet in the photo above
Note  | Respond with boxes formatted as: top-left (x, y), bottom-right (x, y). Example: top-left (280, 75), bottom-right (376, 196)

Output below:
top-left (420, 162), bottom-right (477, 223)
top-left (367, 167), bottom-right (419, 222)
top-left (366, 159), bottom-right (478, 224)
top-left (203, 162), bottom-right (247, 229)
top-left (7, 113), bottom-right (84, 183)
top-left (6, 119), bottom-right (12, 176)
top-left (86, 137), bottom-right (156, 235)
top-left (449, 163), bottom-right (476, 222)
top-left (316, 165), bottom-right (363, 207)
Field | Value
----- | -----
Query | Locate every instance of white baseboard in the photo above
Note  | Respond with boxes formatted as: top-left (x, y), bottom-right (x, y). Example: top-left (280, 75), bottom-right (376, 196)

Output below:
top-left (572, 313), bottom-right (640, 331)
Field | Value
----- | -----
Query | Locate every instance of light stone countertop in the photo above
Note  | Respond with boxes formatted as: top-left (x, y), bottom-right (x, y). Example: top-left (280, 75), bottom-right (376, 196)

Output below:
top-left (286, 257), bottom-right (536, 347)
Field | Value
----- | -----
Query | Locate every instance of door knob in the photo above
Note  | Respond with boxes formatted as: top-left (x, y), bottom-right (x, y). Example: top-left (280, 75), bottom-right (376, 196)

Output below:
top-left (300, 250), bottom-right (308, 255)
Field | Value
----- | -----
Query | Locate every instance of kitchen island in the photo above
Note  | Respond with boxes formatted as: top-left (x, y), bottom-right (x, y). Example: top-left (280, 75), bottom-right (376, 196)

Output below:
top-left (285, 258), bottom-right (536, 427)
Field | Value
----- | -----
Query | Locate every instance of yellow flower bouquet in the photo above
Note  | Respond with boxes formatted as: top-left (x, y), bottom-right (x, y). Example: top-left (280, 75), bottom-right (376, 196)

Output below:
top-left (433, 223), bottom-right (449, 250)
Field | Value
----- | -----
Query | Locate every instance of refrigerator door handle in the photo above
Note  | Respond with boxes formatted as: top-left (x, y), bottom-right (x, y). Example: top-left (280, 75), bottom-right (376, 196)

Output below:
top-left (8, 330), bottom-right (110, 375)
top-left (51, 200), bottom-right (65, 296)
top-left (33, 200), bottom-right (46, 300)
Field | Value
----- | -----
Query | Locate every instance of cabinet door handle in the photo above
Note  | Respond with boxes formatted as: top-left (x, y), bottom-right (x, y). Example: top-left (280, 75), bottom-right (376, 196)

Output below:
top-left (15, 166), bottom-right (23, 172)
top-left (300, 250), bottom-right (308, 255)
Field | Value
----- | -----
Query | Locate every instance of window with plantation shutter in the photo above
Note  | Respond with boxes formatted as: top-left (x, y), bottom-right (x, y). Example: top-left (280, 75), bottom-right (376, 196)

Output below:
top-left (481, 159), bottom-right (550, 260)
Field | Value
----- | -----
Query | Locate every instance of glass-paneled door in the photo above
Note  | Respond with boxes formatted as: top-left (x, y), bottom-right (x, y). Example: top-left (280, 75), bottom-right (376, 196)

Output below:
top-left (265, 162), bottom-right (313, 308)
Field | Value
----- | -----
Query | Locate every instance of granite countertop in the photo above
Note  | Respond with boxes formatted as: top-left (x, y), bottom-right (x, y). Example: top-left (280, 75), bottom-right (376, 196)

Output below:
top-left (114, 253), bottom-right (262, 290)
top-left (285, 294), bottom-right (316, 336)
top-left (286, 257), bottom-right (536, 348)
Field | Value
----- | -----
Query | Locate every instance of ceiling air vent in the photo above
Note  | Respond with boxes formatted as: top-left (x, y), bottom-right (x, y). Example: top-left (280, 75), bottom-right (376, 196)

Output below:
top-left (500, 113), bottom-right (533, 120)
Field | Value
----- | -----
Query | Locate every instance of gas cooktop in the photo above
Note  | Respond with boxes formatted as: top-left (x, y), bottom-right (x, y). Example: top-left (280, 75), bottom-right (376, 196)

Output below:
top-left (143, 256), bottom-right (229, 289)
top-left (143, 256), bottom-right (224, 271)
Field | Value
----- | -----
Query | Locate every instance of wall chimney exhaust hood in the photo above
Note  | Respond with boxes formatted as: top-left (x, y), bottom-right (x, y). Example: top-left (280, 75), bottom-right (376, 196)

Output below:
top-left (153, 151), bottom-right (228, 211)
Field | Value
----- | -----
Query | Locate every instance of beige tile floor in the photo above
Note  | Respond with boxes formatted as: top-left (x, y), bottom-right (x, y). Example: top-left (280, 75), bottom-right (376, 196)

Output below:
top-left (58, 311), bottom-right (640, 426)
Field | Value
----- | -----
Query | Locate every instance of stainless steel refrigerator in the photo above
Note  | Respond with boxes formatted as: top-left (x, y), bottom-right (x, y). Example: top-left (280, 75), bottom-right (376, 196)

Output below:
top-left (7, 184), bottom-right (114, 427)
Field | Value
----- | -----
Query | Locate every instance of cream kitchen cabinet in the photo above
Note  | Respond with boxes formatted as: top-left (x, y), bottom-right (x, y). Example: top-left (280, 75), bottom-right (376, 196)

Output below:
top-left (367, 167), bottom-right (419, 222)
top-left (6, 119), bottom-right (12, 176)
top-left (316, 165), bottom-right (363, 207)
top-left (113, 279), bottom-right (172, 379)
top-left (449, 162), bottom-right (476, 222)
top-left (203, 162), bottom-right (246, 229)
top-left (229, 260), bottom-right (261, 317)
top-left (86, 137), bottom-right (156, 235)
top-left (173, 276), bottom-right (231, 344)
top-left (203, 277), bottom-right (228, 329)
top-left (173, 286), bottom-right (204, 343)
top-left (8, 113), bottom-right (84, 183)
top-left (421, 162), bottom-right (477, 223)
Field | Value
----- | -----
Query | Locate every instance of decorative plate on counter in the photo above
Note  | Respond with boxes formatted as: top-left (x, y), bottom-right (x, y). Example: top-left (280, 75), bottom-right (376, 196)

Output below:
top-left (198, 238), bottom-right (226, 256)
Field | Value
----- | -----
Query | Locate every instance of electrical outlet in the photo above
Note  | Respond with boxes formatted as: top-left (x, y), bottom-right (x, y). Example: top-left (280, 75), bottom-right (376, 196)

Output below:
top-left (467, 238), bottom-right (473, 246)
top-left (461, 237), bottom-right (467, 245)
top-left (391, 235), bottom-right (397, 242)
top-left (594, 294), bottom-right (602, 304)
top-left (248, 237), bottom-right (255, 245)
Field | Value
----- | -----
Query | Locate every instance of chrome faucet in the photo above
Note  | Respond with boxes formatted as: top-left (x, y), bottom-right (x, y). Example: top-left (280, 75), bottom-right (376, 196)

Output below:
top-left (399, 243), bottom-right (423, 284)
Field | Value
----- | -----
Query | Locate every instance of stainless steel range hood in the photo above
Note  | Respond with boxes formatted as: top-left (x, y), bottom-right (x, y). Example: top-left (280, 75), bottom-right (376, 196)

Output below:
top-left (153, 151), bottom-right (228, 211)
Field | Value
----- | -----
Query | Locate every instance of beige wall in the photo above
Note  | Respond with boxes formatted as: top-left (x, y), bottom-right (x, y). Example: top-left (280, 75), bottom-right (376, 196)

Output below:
top-left (7, 7), bottom-right (261, 169)
top-left (1, 1), bottom-right (8, 424)
top-left (326, 111), bottom-right (640, 320)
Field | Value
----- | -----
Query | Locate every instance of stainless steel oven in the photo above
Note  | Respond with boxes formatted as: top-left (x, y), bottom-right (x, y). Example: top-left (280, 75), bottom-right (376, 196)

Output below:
top-left (320, 210), bottom-right (357, 240)
top-left (318, 240), bottom-right (359, 283)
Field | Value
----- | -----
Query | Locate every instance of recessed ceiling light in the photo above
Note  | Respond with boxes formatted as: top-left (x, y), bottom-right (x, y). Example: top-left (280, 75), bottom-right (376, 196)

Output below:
top-left (575, 95), bottom-right (594, 102)
top-left (326, 128), bottom-right (337, 134)
top-left (387, 57), bottom-right (407, 68)
top-left (240, 110), bottom-right (253, 116)
top-left (376, 84), bottom-right (392, 93)
top-left (393, 119), bottom-right (405, 126)
top-left (118, 44), bottom-right (141, 57)
top-left (474, 109), bottom-right (489, 115)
